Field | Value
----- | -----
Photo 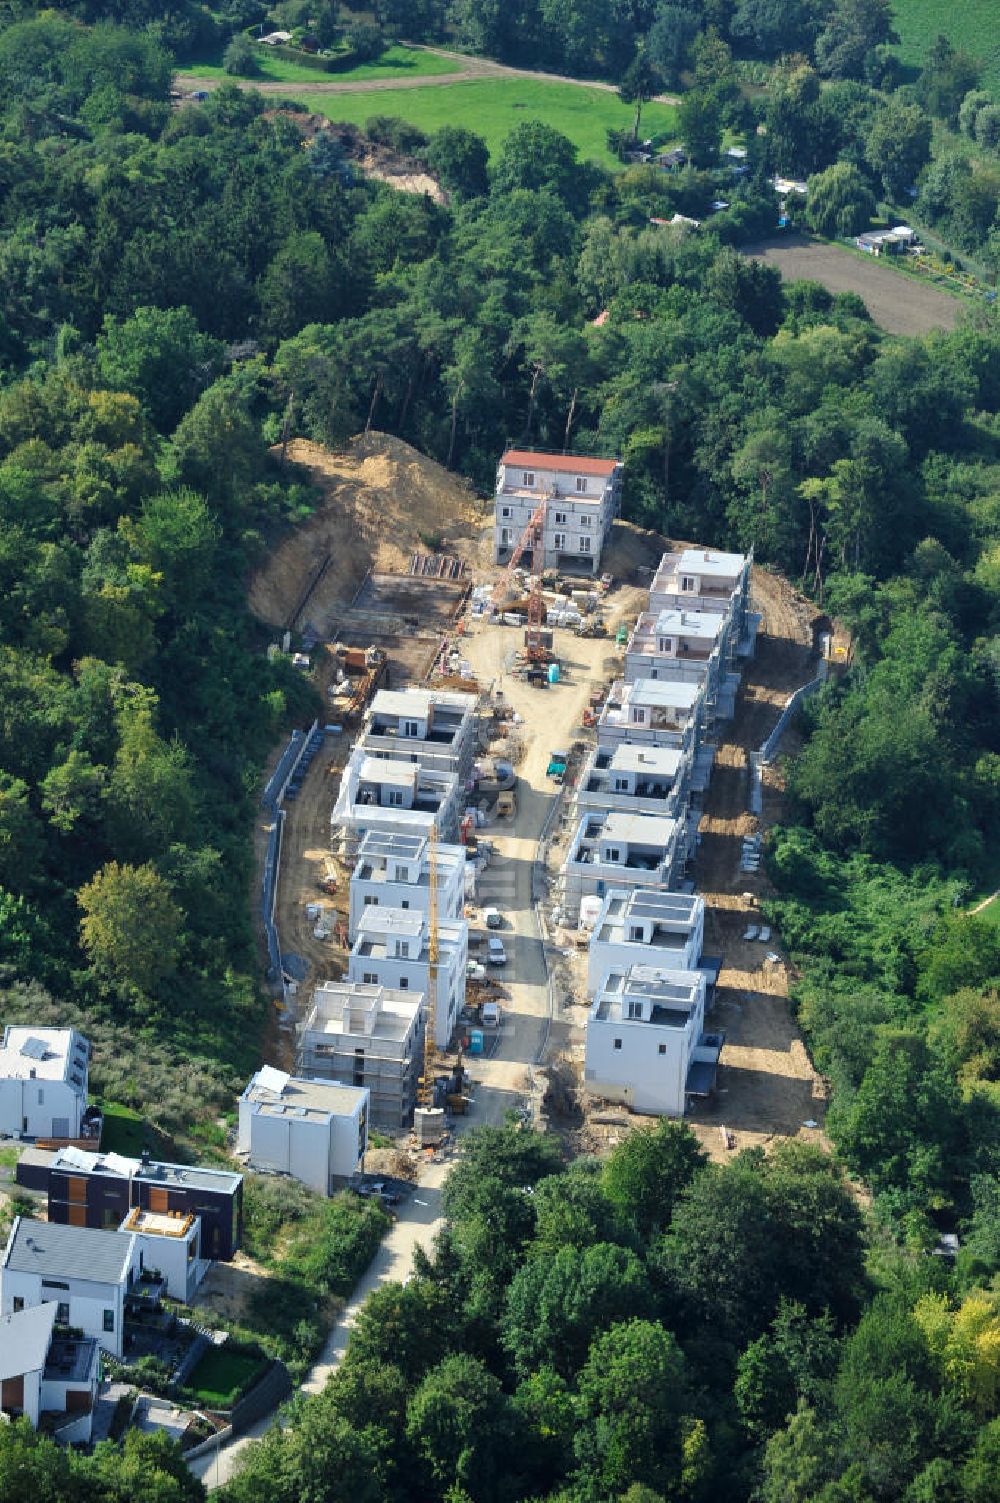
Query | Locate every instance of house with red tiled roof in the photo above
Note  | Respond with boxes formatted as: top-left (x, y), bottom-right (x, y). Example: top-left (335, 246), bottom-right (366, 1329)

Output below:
top-left (494, 446), bottom-right (622, 575)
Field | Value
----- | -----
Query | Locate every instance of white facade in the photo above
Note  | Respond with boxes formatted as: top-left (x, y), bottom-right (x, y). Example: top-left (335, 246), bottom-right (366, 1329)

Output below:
top-left (298, 981), bottom-right (424, 1128)
top-left (584, 965), bottom-right (709, 1116)
top-left (361, 688), bottom-right (478, 779)
top-left (588, 887), bottom-right (705, 994)
top-left (332, 749), bottom-right (461, 853)
top-left (0, 1028), bottom-right (89, 1140)
top-left (0, 1304), bottom-right (100, 1443)
top-left (0, 1217), bottom-right (139, 1358)
top-left (349, 831), bottom-right (466, 942)
top-left (576, 743), bottom-right (692, 823)
top-left (118, 1208), bottom-right (202, 1303)
top-left (494, 449), bottom-right (622, 574)
top-left (649, 546), bottom-right (755, 656)
top-left (597, 678), bottom-right (705, 757)
top-left (238, 1067), bottom-right (369, 1194)
top-left (561, 811), bottom-right (688, 922)
top-left (347, 907), bottom-right (467, 1048)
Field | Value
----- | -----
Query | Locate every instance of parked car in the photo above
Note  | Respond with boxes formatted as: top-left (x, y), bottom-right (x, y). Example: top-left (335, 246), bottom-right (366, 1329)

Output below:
top-left (487, 937), bottom-right (507, 966)
top-left (481, 1001), bottom-right (502, 1027)
top-left (483, 907), bottom-right (502, 929)
top-left (467, 960), bottom-right (487, 981)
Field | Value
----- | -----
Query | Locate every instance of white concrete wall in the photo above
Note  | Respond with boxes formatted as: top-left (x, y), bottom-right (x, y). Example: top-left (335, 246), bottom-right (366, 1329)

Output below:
top-left (584, 1016), bottom-right (698, 1116)
top-left (587, 928), bottom-right (703, 993)
top-left (1, 1272), bottom-right (129, 1358)
top-left (348, 863), bottom-right (465, 941)
top-left (347, 936), bottom-right (467, 1048)
top-left (0, 1078), bottom-right (84, 1139)
top-left (133, 1227), bottom-right (199, 1303)
top-left (243, 1102), bottom-right (366, 1193)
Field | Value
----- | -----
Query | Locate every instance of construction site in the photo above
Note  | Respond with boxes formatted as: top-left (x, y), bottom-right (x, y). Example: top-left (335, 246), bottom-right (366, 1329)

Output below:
top-left (250, 429), bottom-right (831, 1168)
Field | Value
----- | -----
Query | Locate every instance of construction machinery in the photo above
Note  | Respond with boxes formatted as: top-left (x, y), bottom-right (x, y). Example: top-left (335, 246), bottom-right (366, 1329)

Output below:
top-left (490, 499), bottom-right (550, 662)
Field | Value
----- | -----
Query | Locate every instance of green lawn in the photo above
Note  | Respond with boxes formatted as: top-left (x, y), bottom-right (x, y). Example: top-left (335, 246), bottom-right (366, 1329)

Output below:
top-left (892, 0), bottom-right (1000, 95)
top-left (293, 77), bottom-right (678, 166)
top-left (176, 42), bottom-right (461, 86)
top-left (185, 1345), bottom-right (266, 1408)
top-left (98, 1101), bottom-right (150, 1155)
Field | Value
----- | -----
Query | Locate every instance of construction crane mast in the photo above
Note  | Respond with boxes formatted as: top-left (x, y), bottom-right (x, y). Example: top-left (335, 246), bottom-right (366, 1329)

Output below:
top-left (416, 821), bottom-right (440, 1110)
top-left (490, 496), bottom-right (551, 660)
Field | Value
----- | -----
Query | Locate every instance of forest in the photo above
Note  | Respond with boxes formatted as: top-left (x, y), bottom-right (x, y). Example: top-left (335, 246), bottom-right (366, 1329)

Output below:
top-left (0, 1), bottom-right (999, 1500)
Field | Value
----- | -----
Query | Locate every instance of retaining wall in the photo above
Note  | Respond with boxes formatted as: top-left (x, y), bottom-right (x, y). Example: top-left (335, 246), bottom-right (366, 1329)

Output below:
top-left (261, 720), bottom-right (321, 993)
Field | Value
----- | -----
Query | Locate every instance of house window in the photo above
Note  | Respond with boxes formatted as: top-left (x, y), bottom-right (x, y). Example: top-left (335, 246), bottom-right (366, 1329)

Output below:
top-left (500, 527), bottom-right (512, 546)
top-left (103, 1309), bottom-right (115, 1333)
top-left (522, 471), bottom-right (535, 486)
top-left (554, 511), bottom-right (567, 524)
top-left (681, 575), bottom-right (696, 591)
top-left (12, 1297), bottom-right (23, 1313)
top-left (630, 708), bottom-right (645, 724)
top-left (399, 977), bottom-right (409, 989)
top-left (501, 506), bottom-right (512, 518)
top-left (576, 477), bottom-right (588, 493)
top-left (387, 790), bottom-right (404, 807)
top-left (628, 926), bottom-right (644, 941)
top-left (627, 1001), bottom-right (643, 1020)
top-left (553, 532), bottom-right (566, 550)
top-left (658, 1043), bottom-right (667, 1055)
top-left (362, 971), bottom-right (378, 985)
top-left (613, 1038), bottom-right (622, 1050)
top-left (579, 537), bottom-right (592, 553)
top-left (392, 941), bottom-right (406, 958)
top-left (580, 513), bottom-right (592, 525)
top-left (658, 638), bottom-right (673, 654)
top-left (403, 720), bottom-right (420, 737)
top-left (606, 846), bottom-right (621, 862)
top-left (364, 895), bottom-right (378, 907)
top-left (400, 899), bottom-right (410, 909)
top-left (37, 1088), bottom-right (44, 1104)
top-left (57, 1303), bottom-right (70, 1323)
top-left (613, 777), bottom-right (629, 793)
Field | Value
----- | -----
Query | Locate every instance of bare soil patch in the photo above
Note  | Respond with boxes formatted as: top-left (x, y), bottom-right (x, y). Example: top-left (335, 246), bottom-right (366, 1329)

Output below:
top-left (742, 234), bottom-right (961, 336)
top-left (248, 432), bottom-right (483, 631)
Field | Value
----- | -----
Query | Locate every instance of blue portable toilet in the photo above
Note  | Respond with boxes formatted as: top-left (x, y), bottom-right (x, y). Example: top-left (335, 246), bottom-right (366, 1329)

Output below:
top-left (547, 662), bottom-right (560, 684)
top-left (468, 1029), bottom-right (485, 1055)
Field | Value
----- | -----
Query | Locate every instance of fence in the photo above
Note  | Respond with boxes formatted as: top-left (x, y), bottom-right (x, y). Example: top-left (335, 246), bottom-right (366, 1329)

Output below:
top-left (758, 664), bottom-right (826, 766)
top-left (261, 721), bottom-right (322, 993)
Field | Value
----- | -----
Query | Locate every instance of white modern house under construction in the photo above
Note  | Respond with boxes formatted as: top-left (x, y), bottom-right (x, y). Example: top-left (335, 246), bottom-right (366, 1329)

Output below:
top-left (587, 888), bottom-right (705, 994)
top-left (346, 906), bottom-right (468, 1049)
top-left (494, 448), bottom-right (622, 574)
top-left (584, 964), bottom-right (722, 1116)
top-left (238, 1066), bottom-right (369, 1194)
top-left (348, 831), bottom-right (466, 942)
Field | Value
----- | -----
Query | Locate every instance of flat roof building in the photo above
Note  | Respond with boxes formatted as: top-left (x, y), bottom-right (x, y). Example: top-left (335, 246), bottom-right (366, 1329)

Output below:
top-left (494, 448), bottom-right (622, 575)
top-left (238, 1067), bottom-right (369, 1194)
top-left (588, 887), bottom-right (705, 994)
top-left (299, 981), bottom-right (425, 1128)
top-left (576, 743), bottom-right (693, 823)
top-left (348, 906), bottom-right (468, 1049)
top-left (0, 1302), bottom-right (100, 1444)
top-left (624, 607), bottom-right (740, 723)
top-left (585, 964), bottom-right (720, 1116)
top-left (332, 748), bottom-right (462, 855)
top-left (649, 546), bottom-right (757, 657)
top-left (597, 677), bottom-right (705, 756)
top-left (361, 688), bottom-right (478, 780)
top-left (0, 1028), bottom-right (90, 1141)
top-left (349, 831), bottom-right (466, 942)
top-left (561, 810), bottom-right (689, 923)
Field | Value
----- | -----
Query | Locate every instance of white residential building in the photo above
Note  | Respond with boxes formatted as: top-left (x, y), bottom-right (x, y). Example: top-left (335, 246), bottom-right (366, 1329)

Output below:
top-left (238, 1066), bottom-right (369, 1194)
top-left (597, 677), bottom-right (705, 757)
top-left (576, 743), bottom-right (693, 823)
top-left (624, 607), bottom-right (740, 723)
top-left (0, 1028), bottom-right (90, 1141)
top-left (584, 964), bottom-right (721, 1116)
top-left (118, 1207), bottom-right (203, 1304)
top-left (298, 981), bottom-right (424, 1128)
top-left (349, 831), bottom-right (466, 942)
top-left (360, 688), bottom-right (478, 780)
top-left (561, 811), bottom-right (688, 921)
top-left (332, 749), bottom-right (462, 855)
top-left (588, 888), bottom-right (705, 994)
top-left (347, 907), bottom-right (467, 1048)
top-left (0, 1303), bottom-right (101, 1444)
top-left (494, 448), bottom-right (622, 574)
top-left (649, 546), bottom-right (757, 656)
top-left (0, 1218), bottom-right (139, 1358)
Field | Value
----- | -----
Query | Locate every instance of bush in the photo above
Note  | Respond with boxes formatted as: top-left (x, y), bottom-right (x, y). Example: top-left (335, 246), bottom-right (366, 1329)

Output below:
top-left (364, 113), bottom-right (429, 154)
top-left (345, 21), bottom-right (384, 62)
top-left (223, 34), bottom-right (259, 76)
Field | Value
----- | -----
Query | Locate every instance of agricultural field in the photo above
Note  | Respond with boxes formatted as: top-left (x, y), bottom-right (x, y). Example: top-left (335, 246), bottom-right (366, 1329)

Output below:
top-left (175, 41), bottom-right (461, 87)
top-left (742, 233), bottom-right (962, 334)
top-left (892, 0), bottom-right (1000, 95)
top-left (294, 76), bottom-right (678, 165)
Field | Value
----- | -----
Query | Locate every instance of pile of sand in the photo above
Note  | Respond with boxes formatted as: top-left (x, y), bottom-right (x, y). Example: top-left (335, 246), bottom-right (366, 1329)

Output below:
top-left (249, 431), bottom-right (483, 629)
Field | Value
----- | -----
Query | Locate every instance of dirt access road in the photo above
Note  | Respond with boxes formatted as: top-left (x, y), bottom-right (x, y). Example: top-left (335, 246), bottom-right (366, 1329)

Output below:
top-left (743, 234), bottom-right (961, 336)
top-left (685, 567), bottom-right (829, 1161)
top-left (179, 44), bottom-right (680, 101)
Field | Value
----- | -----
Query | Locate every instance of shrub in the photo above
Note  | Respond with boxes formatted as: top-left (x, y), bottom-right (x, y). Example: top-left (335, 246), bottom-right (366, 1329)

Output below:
top-left (223, 34), bottom-right (260, 76)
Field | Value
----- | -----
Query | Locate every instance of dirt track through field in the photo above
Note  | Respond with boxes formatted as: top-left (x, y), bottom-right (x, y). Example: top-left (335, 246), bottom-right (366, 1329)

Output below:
top-left (178, 45), bottom-right (681, 101)
top-left (743, 234), bottom-right (961, 336)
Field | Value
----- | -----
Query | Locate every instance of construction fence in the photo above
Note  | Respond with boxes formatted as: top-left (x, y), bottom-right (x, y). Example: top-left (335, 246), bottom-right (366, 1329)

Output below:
top-left (261, 720), bottom-right (322, 993)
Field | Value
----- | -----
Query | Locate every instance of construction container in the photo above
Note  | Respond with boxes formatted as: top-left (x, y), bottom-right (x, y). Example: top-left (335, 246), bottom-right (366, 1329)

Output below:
top-left (548, 663), bottom-right (561, 684)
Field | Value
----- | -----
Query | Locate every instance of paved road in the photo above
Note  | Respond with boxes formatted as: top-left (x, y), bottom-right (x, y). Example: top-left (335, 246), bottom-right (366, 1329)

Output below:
top-left (189, 617), bottom-right (608, 1490)
top-left (178, 43), bottom-right (680, 102)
